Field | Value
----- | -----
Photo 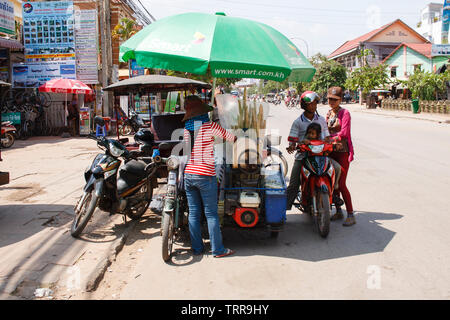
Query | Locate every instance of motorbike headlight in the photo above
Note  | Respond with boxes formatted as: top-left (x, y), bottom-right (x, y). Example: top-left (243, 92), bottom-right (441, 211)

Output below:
top-left (302, 166), bottom-right (311, 178)
top-left (309, 144), bottom-right (324, 154)
top-left (167, 156), bottom-right (180, 170)
top-left (109, 141), bottom-right (125, 157)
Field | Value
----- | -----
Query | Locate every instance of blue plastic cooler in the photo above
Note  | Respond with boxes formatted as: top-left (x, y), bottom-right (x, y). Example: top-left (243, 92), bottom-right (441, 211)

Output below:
top-left (264, 164), bottom-right (287, 224)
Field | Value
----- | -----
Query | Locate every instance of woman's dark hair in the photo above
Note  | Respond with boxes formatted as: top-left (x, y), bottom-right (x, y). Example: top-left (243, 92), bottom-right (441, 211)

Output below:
top-left (306, 122), bottom-right (322, 137)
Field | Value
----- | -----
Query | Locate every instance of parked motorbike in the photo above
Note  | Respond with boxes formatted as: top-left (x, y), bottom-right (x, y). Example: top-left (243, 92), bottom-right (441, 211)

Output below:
top-left (296, 139), bottom-right (336, 238)
top-left (161, 154), bottom-right (188, 262)
top-left (71, 117), bottom-right (162, 238)
top-left (1, 121), bottom-right (16, 149)
top-left (118, 111), bottom-right (149, 136)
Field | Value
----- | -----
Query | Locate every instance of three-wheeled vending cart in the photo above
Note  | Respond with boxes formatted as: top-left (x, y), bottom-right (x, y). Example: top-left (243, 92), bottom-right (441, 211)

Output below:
top-left (214, 93), bottom-right (287, 237)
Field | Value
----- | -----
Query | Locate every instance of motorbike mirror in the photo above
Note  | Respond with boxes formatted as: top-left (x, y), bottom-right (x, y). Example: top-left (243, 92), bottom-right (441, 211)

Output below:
top-left (265, 134), bottom-right (281, 147)
top-left (94, 116), bottom-right (105, 127)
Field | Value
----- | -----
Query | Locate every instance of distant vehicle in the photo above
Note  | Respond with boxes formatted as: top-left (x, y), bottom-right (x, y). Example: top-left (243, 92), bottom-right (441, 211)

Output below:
top-left (368, 90), bottom-right (391, 109)
top-left (230, 90), bottom-right (239, 97)
top-left (265, 93), bottom-right (276, 103)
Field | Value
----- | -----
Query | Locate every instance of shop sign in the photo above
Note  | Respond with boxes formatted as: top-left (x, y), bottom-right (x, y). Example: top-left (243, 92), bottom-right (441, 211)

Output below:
top-left (1, 112), bottom-right (21, 125)
top-left (22, 1), bottom-right (75, 62)
top-left (0, 0), bottom-right (15, 35)
top-left (74, 9), bottom-right (98, 84)
top-left (12, 61), bottom-right (76, 88)
top-left (432, 44), bottom-right (450, 56)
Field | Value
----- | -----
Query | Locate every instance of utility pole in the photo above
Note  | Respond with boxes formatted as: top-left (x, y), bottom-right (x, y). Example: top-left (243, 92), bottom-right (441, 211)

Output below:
top-left (99, 0), bottom-right (112, 116)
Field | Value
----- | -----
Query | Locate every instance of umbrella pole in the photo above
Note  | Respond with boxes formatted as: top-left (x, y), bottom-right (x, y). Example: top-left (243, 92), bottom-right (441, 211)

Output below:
top-left (115, 96), bottom-right (120, 140)
top-left (65, 92), bottom-right (68, 127)
top-left (211, 77), bottom-right (216, 107)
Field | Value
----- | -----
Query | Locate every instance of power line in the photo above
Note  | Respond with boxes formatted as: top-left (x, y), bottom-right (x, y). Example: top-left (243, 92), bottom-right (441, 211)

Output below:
top-left (136, 0), bottom-right (157, 22)
top-left (212, 0), bottom-right (421, 15)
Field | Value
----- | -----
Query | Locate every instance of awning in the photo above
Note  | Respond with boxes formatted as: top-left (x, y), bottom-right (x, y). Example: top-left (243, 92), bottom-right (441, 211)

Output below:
top-left (0, 37), bottom-right (23, 49)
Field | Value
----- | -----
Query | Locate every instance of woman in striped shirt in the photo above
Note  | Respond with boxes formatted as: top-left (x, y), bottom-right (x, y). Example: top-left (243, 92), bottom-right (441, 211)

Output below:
top-left (183, 95), bottom-right (236, 258)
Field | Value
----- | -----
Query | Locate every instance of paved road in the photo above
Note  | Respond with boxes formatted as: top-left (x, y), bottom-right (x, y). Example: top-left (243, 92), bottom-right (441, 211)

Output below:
top-left (84, 103), bottom-right (450, 300)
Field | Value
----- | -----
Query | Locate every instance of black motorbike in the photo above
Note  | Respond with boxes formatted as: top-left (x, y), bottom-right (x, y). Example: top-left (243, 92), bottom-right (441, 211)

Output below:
top-left (119, 111), bottom-right (149, 136)
top-left (71, 117), bottom-right (162, 237)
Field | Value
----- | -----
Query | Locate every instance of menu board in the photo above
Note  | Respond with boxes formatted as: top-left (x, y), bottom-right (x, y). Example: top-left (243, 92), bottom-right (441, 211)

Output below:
top-left (0, 0), bottom-right (15, 35)
top-left (22, 1), bottom-right (75, 62)
top-left (74, 9), bottom-right (98, 84)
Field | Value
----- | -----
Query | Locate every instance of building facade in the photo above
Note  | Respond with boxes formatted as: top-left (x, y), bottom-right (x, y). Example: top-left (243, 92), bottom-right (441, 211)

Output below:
top-left (329, 19), bottom-right (430, 72)
top-left (382, 43), bottom-right (449, 81)
top-left (416, 2), bottom-right (444, 44)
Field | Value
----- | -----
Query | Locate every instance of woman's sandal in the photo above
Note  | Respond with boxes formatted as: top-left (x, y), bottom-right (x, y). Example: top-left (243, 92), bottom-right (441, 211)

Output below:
top-left (214, 248), bottom-right (235, 258)
top-left (343, 215), bottom-right (356, 227)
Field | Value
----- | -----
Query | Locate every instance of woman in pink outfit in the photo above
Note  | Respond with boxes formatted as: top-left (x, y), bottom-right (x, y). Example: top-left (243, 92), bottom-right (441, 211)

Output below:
top-left (326, 87), bottom-right (355, 226)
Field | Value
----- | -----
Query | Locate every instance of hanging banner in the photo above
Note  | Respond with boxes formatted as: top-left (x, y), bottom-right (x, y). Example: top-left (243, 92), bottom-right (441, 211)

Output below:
top-left (0, 0), bottom-right (15, 35)
top-left (12, 61), bottom-right (76, 88)
top-left (22, 1), bottom-right (75, 62)
top-left (442, 0), bottom-right (450, 44)
top-left (74, 9), bottom-right (98, 84)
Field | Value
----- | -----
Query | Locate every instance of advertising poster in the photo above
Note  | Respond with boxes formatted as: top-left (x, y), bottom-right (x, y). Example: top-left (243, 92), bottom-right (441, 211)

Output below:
top-left (22, 1), bottom-right (75, 62)
top-left (130, 59), bottom-right (145, 77)
top-left (0, 0), bottom-right (15, 35)
top-left (12, 61), bottom-right (76, 88)
top-left (442, 0), bottom-right (450, 44)
top-left (74, 9), bottom-right (98, 84)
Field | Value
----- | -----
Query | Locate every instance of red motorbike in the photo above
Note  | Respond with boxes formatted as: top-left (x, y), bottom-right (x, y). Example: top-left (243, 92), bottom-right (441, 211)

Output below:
top-left (1, 121), bottom-right (17, 149)
top-left (297, 139), bottom-right (337, 238)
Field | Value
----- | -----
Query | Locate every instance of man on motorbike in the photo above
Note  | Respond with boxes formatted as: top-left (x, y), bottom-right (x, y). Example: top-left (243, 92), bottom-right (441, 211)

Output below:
top-left (286, 91), bottom-right (342, 210)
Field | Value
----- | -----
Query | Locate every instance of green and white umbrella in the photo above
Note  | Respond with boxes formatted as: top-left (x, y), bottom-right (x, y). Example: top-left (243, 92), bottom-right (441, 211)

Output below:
top-left (120, 12), bottom-right (315, 83)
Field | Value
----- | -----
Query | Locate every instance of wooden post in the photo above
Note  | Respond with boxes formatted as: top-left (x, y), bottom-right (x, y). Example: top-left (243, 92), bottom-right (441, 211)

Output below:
top-left (99, 0), bottom-right (112, 116)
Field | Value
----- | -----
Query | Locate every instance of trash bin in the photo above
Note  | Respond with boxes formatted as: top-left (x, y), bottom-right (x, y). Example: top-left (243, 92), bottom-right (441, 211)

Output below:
top-left (411, 99), bottom-right (420, 114)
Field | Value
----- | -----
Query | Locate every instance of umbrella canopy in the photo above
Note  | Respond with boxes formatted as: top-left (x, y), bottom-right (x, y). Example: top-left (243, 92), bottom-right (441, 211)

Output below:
top-left (39, 78), bottom-right (93, 94)
top-left (103, 74), bottom-right (211, 95)
top-left (120, 12), bottom-right (315, 82)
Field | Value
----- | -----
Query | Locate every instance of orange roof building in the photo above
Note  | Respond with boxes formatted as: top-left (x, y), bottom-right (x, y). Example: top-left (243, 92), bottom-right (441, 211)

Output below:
top-left (329, 19), bottom-right (430, 71)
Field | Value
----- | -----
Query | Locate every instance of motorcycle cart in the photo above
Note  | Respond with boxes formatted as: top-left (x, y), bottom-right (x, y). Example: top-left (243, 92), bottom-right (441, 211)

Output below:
top-left (367, 90), bottom-right (390, 109)
top-left (103, 74), bottom-right (211, 162)
top-left (0, 80), bottom-right (12, 186)
top-left (214, 93), bottom-right (288, 239)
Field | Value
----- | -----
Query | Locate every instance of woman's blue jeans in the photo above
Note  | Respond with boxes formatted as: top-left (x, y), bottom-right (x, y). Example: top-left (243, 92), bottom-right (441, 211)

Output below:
top-left (184, 173), bottom-right (225, 256)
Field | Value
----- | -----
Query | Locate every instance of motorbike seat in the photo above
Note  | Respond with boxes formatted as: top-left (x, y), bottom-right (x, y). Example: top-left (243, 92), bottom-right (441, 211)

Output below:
top-left (117, 160), bottom-right (148, 195)
top-left (120, 159), bottom-right (146, 176)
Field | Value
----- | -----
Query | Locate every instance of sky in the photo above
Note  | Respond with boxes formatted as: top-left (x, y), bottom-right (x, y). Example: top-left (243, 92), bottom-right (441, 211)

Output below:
top-left (140, 0), bottom-right (437, 57)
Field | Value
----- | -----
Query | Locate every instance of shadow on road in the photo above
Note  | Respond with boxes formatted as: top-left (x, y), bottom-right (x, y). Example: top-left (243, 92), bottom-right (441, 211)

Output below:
top-left (217, 210), bottom-right (403, 262)
top-left (0, 203), bottom-right (133, 298)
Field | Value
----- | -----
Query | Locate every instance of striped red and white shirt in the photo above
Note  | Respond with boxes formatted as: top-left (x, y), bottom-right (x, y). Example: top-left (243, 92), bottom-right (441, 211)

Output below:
top-left (184, 122), bottom-right (235, 176)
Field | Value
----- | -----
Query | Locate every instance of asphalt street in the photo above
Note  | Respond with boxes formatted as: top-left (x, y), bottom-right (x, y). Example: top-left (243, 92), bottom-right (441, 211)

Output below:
top-left (87, 103), bottom-right (450, 300)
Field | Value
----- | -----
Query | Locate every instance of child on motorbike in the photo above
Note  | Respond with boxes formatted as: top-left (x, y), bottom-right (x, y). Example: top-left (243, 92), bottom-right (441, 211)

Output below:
top-left (300, 122), bottom-right (342, 193)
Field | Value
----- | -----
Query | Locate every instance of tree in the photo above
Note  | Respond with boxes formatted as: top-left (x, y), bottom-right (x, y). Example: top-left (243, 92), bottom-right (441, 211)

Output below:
top-left (308, 55), bottom-right (347, 95)
top-left (345, 49), bottom-right (390, 103)
top-left (405, 69), bottom-right (450, 100)
top-left (112, 17), bottom-right (139, 42)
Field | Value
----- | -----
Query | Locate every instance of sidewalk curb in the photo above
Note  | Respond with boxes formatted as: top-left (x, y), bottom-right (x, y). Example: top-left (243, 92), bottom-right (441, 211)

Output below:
top-left (84, 219), bottom-right (138, 292)
top-left (353, 108), bottom-right (450, 124)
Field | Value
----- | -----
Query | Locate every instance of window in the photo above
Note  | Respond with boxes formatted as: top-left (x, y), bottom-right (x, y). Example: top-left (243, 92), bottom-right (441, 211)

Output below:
top-left (414, 64), bottom-right (422, 72)
top-left (390, 66), bottom-right (397, 77)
